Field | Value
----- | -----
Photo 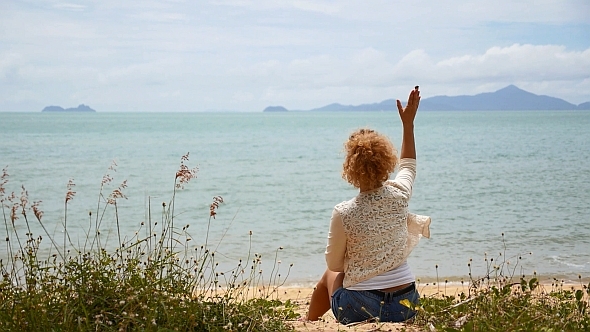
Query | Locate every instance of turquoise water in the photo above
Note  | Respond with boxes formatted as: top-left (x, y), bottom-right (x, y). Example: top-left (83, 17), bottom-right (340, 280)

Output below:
top-left (1, 111), bottom-right (589, 285)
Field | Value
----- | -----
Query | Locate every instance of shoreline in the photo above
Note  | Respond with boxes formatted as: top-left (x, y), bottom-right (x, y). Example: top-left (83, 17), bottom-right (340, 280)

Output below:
top-left (281, 273), bottom-right (590, 289)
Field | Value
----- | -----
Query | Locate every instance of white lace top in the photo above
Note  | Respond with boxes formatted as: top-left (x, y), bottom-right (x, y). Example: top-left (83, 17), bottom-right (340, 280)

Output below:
top-left (325, 158), bottom-right (431, 288)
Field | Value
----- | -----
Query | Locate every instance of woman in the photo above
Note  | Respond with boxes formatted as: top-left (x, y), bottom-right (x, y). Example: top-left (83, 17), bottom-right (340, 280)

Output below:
top-left (304, 87), bottom-right (431, 324)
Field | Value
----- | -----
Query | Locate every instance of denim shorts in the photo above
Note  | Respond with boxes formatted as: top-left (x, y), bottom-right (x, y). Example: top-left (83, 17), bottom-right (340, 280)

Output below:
top-left (330, 283), bottom-right (419, 324)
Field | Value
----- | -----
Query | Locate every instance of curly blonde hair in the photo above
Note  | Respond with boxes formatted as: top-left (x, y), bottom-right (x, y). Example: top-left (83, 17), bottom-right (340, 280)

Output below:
top-left (342, 128), bottom-right (398, 190)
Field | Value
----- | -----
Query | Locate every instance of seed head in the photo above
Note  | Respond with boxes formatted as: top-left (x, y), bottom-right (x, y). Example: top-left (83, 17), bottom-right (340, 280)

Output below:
top-left (32, 201), bottom-right (43, 221)
top-left (175, 153), bottom-right (198, 188)
top-left (209, 196), bottom-right (223, 218)
top-left (65, 179), bottom-right (76, 203)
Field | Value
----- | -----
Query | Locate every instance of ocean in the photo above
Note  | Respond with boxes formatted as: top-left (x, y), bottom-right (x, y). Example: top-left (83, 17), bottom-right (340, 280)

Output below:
top-left (1, 111), bottom-right (589, 285)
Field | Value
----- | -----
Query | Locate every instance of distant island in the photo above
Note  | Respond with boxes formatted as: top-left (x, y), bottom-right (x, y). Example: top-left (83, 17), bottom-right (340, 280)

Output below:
top-left (263, 85), bottom-right (590, 112)
top-left (262, 106), bottom-right (289, 112)
top-left (42, 104), bottom-right (96, 112)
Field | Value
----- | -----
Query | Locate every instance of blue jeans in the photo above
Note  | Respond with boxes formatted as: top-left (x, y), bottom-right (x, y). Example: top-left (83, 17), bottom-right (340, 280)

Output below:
top-left (330, 283), bottom-right (419, 324)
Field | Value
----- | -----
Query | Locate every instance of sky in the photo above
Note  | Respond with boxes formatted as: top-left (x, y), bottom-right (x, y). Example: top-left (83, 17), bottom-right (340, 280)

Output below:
top-left (1, 0), bottom-right (589, 112)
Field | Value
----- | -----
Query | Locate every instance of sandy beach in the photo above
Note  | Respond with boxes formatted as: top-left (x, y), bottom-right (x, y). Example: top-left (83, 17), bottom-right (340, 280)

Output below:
top-left (273, 280), bottom-right (586, 332)
top-left (274, 283), bottom-right (466, 332)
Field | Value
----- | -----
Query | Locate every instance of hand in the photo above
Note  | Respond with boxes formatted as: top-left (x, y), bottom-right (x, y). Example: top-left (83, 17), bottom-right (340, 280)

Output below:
top-left (396, 87), bottom-right (420, 126)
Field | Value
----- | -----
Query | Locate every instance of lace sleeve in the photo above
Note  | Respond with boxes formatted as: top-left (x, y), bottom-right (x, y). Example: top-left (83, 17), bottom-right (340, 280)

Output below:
top-left (407, 212), bottom-right (431, 239)
top-left (386, 158), bottom-right (416, 199)
top-left (403, 213), bottom-right (431, 265)
top-left (325, 209), bottom-right (346, 272)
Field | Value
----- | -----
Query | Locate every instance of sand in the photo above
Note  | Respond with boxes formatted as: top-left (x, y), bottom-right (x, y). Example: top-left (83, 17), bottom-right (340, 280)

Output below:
top-left (274, 283), bottom-right (468, 332)
top-left (274, 281), bottom-right (586, 332)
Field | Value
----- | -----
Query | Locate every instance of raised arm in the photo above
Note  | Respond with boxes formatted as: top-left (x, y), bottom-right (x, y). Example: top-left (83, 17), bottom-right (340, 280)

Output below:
top-left (396, 87), bottom-right (420, 160)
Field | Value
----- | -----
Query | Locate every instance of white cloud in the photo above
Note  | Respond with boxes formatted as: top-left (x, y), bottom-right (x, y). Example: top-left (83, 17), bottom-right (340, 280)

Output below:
top-left (0, 52), bottom-right (21, 80)
top-left (232, 91), bottom-right (255, 103)
top-left (3, 42), bottom-right (589, 111)
top-left (234, 44), bottom-right (590, 89)
top-left (207, 0), bottom-right (589, 24)
top-left (291, 0), bottom-right (340, 15)
top-left (427, 44), bottom-right (590, 82)
top-left (233, 44), bottom-right (590, 108)
top-left (132, 11), bottom-right (187, 23)
top-left (52, 3), bottom-right (86, 11)
top-left (1, 1), bottom-right (589, 111)
top-left (210, 0), bottom-right (341, 14)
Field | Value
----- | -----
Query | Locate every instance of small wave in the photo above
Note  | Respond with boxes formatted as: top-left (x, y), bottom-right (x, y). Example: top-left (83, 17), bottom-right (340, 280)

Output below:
top-left (548, 255), bottom-right (586, 268)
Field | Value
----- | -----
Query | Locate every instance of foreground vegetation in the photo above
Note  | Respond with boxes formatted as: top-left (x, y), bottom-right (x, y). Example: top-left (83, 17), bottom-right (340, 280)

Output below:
top-left (0, 155), bottom-right (297, 331)
top-left (414, 279), bottom-right (589, 331)
top-left (410, 239), bottom-right (590, 331)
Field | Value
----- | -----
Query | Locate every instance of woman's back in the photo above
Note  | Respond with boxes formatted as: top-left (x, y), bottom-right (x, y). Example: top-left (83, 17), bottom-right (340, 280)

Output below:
top-left (336, 159), bottom-right (416, 287)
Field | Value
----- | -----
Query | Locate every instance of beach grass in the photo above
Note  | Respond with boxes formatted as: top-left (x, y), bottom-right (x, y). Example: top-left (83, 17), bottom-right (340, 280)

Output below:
top-left (0, 155), bottom-right (298, 331)
top-left (407, 235), bottom-right (590, 331)
top-left (290, 260), bottom-right (589, 331)
top-left (412, 280), bottom-right (589, 331)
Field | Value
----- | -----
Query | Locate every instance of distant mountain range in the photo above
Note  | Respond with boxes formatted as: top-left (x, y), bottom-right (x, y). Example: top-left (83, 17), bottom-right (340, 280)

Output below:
top-left (42, 104), bottom-right (96, 112)
top-left (263, 85), bottom-right (590, 112)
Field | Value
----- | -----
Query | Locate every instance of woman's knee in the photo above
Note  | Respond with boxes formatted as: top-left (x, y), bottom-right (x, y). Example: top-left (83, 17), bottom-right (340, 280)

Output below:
top-left (319, 270), bottom-right (344, 296)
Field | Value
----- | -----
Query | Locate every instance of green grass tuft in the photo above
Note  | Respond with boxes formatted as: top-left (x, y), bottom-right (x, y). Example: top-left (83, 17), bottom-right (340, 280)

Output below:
top-left (411, 237), bottom-right (590, 331)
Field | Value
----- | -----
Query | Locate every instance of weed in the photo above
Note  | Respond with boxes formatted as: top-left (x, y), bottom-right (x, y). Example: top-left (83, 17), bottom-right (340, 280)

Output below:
top-left (0, 155), bottom-right (297, 331)
top-left (411, 234), bottom-right (590, 331)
